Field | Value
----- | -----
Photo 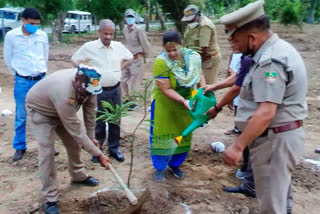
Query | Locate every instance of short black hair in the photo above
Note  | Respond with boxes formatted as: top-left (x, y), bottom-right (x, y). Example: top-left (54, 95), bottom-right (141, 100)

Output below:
top-left (163, 30), bottom-right (182, 46)
top-left (22, 7), bottom-right (41, 20)
top-left (238, 15), bottom-right (270, 33)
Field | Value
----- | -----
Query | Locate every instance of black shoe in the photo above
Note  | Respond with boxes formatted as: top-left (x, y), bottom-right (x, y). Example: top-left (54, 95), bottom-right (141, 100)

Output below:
top-left (91, 156), bottom-right (99, 163)
top-left (72, 176), bottom-right (99, 186)
top-left (223, 186), bottom-right (256, 198)
top-left (315, 148), bottom-right (320, 154)
top-left (44, 202), bottom-right (59, 214)
top-left (110, 151), bottom-right (125, 162)
top-left (13, 149), bottom-right (26, 161)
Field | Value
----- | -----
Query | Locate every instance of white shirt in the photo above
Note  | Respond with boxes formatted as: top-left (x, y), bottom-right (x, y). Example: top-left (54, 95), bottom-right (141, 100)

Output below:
top-left (72, 39), bottom-right (133, 87)
top-left (3, 26), bottom-right (49, 76)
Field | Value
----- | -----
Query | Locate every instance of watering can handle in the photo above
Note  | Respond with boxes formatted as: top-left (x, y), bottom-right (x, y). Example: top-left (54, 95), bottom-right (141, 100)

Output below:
top-left (189, 98), bottom-right (196, 111)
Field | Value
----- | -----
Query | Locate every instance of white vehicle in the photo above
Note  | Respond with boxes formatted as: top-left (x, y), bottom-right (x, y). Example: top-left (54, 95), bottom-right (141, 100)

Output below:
top-left (0, 7), bottom-right (23, 37)
top-left (63, 10), bottom-right (92, 33)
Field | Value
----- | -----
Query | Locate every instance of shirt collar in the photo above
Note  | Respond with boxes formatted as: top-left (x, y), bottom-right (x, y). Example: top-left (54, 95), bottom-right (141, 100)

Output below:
top-left (253, 33), bottom-right (279, 63)
top-left (97, 39), bottom-right (114, 49)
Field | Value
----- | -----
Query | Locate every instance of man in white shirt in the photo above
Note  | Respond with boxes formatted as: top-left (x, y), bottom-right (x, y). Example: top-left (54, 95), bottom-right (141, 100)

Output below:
top-left (3, 7), bottom-right (49, 161)
top-left (71, 19), bottom-right (133, 163)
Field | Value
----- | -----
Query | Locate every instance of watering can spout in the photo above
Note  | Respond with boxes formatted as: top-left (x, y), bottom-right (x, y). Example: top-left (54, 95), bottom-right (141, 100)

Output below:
top-left (174, 121), bottom-right (204, 144)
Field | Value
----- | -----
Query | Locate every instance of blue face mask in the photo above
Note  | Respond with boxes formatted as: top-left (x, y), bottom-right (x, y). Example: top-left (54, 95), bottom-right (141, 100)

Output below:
top-left (126, 17), bottom-right (135, 25)
top-left (25, 23), bottom-right (40, 34)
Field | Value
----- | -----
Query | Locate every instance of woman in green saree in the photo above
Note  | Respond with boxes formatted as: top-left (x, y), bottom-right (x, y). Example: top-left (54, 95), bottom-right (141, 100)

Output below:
top-left (150, 31), bottom-right (204, 181)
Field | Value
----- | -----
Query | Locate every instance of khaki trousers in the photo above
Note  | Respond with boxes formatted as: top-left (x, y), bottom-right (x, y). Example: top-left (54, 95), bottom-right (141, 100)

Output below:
top-left (121, 57), bottom-right (144, 99)
top-left (28, 108), bottom-right (88, 202)
top-left (250, 127), bottom-right (304, 214)
top-left (202, 53), bottom-right (221, 85)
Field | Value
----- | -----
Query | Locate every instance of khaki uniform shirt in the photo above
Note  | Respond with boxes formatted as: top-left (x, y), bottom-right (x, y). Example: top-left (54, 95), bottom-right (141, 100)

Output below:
top-left (123, 24), bottom-right (152, 57)
top-left (184, 15), bottom-right (220, 55)
top-left (72, 39), bottom-right (133, 87)
top-left (235, 34), bottom-right (308, 131)
top-left (26, 69), bottom-right (102, 156)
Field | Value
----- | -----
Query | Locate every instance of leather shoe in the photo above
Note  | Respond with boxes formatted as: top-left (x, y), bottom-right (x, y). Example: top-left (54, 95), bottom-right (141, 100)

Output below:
top-left (110, 151), bottom-right (125, 162)
top-left (91, 156), bottom-right (99, 163)
top-left (223, 185), bottom-right (256, 198)
top-left (72, 176), bottom-right (99, 186)
top-left (44, 202), bottom-right (59, 214)
top-left (13, 149), bottom-right (26, 161)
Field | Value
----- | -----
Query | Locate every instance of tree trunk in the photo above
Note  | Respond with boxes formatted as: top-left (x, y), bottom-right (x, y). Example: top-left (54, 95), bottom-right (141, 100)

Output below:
top-left (51, 11), bottom-right (67, 43)
top-left (145, 0), bottom-right (150, 32)
top-left (306, 0), bottom-right (318, 24)
top-left (155, 1), bottom-right (167, 31)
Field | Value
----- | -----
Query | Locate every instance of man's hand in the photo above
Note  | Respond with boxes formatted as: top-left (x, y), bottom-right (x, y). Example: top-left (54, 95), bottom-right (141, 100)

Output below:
top-left (223, 143), bottom-right (243, 166)
top-left (97, 154), bottom-right (111, 170)
top-left (205, 106), bottom-right (218, 119)
top-left (202, 84), bottom-right (217, 94)
top-left (91, 138), bottom-right (100, 148)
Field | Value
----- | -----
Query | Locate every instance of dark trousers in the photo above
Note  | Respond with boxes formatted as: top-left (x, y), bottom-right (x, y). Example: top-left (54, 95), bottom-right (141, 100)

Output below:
top-left (95, 85), bottom-right (121, 154)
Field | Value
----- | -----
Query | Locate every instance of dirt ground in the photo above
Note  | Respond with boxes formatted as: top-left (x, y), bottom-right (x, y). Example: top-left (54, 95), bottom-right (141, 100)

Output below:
top-left (0, 23), bottom-right (320, 214)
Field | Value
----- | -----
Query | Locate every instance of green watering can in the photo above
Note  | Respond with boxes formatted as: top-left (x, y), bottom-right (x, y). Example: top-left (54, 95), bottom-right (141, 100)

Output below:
top-left (174, 88), bottom-right (216, 144)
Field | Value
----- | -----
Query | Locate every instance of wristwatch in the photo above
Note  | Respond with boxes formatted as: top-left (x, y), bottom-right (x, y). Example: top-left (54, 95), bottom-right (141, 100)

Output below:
top-left (214, 105), bottom-right (222, 113)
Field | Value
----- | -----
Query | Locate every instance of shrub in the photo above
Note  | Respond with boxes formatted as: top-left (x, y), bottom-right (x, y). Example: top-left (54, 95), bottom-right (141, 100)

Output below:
top-left (280, 0), bottom-right (303, 25)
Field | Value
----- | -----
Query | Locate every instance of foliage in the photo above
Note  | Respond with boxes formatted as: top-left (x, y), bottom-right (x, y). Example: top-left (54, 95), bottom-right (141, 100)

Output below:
top-left (10, 0), bottom-right (72, 25)
top-left (89, 0), bottom-right (142, 25)
top-left (280, 0), bottom-right (304, 25)
top-left (158, 0), bottom-right (190, 33)
top-left (96, 100), bottom-right (135, 125)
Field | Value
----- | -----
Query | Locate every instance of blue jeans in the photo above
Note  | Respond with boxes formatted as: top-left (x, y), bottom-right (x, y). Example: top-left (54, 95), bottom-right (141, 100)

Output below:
top-left (13, 75), bottom-right (42, 150)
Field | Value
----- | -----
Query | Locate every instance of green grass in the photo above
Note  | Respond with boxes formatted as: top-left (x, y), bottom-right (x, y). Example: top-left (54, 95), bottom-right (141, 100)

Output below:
top-left (47, 31), bottom-right (97, 44)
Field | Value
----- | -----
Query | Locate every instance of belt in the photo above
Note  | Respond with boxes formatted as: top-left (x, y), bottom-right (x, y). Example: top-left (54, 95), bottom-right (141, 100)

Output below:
top-left (259, 120), bottom-right (303, 138)
top-left (102, 82), bottom-right (120, 91)
top-left (133, 52), bottom-right (144, 60)
top-left (16, 72), bottom-right (45, 81)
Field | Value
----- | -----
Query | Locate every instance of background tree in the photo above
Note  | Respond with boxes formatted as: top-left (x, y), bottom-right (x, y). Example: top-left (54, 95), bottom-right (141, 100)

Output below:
top-left (306, 0), bottom-right (319, 23)
top-left (158, 0), bottom-right (190, 33)
top-left (11, 0), bottom-right (72, 42)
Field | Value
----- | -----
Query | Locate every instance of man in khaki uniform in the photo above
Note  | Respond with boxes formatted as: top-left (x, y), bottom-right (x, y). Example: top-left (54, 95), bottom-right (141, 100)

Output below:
top-left (182, 5), bottom-right (221, 84)
top-left (220, 1), bottom-right (308, 213)
top-left (26, 65), bottom-right (111, 214)
top-left (122, 9), bottom-right (152, 111)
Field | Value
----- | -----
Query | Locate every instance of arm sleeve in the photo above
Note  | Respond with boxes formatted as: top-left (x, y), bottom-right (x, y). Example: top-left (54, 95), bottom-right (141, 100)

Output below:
top-left (120, 43), bottom-right (133, 61)
top-left (138, 29), bottom-right (152, 58)
top-left (43, 33), bottom-right (49, 65)
top-left (153, 58), bottom-right (169, 78)
top-left (82, 95), bottom-right (97, 139)
top-left (199, 26), bottom-right (211, 48)
top-left (252, 63), bottom-right (287, 104)
top-left (3, 32), bottom-right (15, 74)
top-left (71, 44), bottom-right (89, 63)
top-left (235, 57), bottom-right (252, 87)
top-left (52, 97), bottom-right (102, 156)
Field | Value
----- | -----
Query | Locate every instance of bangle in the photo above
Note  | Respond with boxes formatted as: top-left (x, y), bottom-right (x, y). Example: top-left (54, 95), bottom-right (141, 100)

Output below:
top-left (214, 105), bottom-right (222, 113)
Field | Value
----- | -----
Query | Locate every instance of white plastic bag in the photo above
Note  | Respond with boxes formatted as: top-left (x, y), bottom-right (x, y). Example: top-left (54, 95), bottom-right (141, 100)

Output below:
top-left (210, 141), bottom-right (225, 152)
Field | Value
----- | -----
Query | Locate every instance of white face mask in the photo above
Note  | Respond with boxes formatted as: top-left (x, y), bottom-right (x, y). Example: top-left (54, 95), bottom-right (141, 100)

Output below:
top-left (188, 22), bottom-right (199, 29)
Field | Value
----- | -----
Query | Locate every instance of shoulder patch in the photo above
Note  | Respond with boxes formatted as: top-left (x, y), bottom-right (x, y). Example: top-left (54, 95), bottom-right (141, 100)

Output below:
top-left (259, 58), bottom-right (272, 67)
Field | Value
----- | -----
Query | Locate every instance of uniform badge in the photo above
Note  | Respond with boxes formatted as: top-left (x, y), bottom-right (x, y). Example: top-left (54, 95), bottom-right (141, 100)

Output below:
top-left (265, 72), bottom-right (277, 83)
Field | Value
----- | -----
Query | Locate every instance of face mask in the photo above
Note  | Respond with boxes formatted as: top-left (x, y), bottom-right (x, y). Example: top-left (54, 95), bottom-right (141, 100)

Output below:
top-left (24, 23), bottom-right (40, 34)
top-left (126, 17), bottom-right (135, 25)
top-left (188, 22), bottom-right (199, 29)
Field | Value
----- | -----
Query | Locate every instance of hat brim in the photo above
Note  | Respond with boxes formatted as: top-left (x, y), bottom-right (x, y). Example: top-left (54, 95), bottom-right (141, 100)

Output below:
top-left (125, 13), bottom-right (136, 17)
top-left (182, 14), bottom-right (196, 22)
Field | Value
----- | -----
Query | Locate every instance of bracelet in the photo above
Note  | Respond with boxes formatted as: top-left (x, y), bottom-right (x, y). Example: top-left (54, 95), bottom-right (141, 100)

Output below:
top-left (214, 105), bottom-right (222, 113)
